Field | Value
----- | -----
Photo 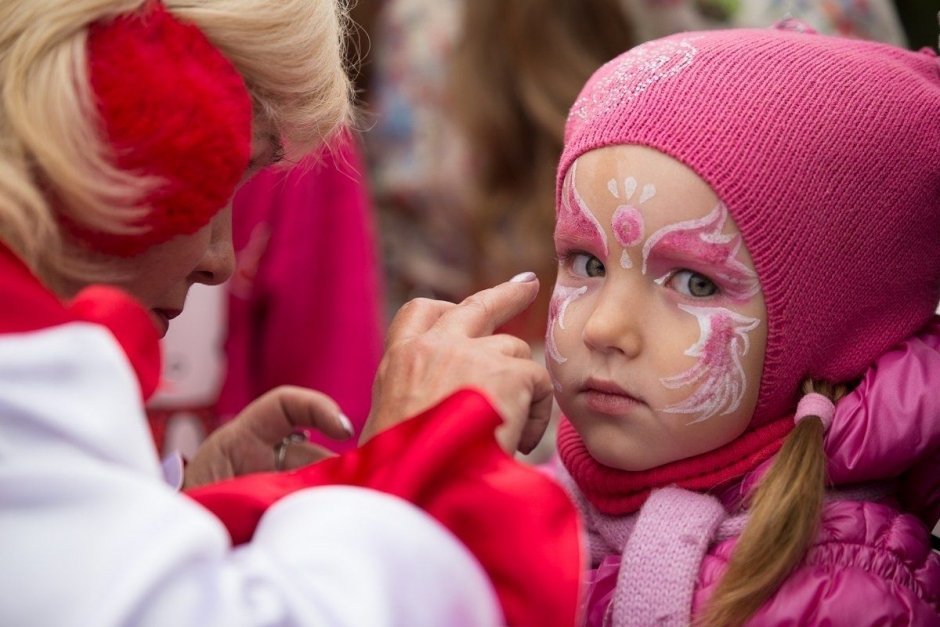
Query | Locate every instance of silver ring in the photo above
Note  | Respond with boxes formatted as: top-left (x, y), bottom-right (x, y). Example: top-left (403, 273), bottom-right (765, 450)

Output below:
top-left (274, 433), bottom-right (307, 471)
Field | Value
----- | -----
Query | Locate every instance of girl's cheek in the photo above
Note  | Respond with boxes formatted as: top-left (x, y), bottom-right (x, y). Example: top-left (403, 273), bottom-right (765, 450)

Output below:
top-left (545, 283), bottom-right (588, 368)
top-left (657, 304), bottom-right (761, 423)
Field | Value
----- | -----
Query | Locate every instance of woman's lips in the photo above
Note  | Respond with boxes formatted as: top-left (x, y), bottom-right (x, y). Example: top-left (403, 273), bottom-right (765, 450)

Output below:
top-left (149, 308), bottom-right (181, 338)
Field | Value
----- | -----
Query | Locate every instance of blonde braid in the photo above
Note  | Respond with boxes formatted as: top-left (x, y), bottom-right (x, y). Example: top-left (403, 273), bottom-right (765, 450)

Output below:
top-left (699, 380), bottom-right (847, 627)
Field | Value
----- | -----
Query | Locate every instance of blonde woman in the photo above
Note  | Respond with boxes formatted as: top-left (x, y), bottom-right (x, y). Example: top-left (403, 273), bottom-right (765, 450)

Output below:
top-left (0, 2), bottom-right (579, 625)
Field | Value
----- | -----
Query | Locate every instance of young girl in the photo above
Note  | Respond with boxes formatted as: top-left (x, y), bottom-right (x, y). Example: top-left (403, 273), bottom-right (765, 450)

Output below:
top-left (547, 23), bottom-right (940, 625)
top-left (0, 1), bottom-right (579, 625)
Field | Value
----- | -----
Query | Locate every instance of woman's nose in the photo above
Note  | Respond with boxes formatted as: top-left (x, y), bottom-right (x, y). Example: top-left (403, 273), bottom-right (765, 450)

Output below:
top-left (581, 284), bottom-right (643, 358)
top-left (191, 206), bottom-right (235, 286)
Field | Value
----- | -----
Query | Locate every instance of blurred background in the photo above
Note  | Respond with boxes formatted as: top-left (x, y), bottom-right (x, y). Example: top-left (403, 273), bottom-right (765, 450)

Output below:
top-left (148, 0), bottom-right (938, 463)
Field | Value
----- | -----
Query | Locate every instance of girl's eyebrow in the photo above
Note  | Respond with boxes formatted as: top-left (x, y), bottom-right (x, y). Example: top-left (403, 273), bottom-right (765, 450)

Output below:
top-left (645, 237), bottom-right (733, 268)
top-left (646, 233), bottom-right (760, 301)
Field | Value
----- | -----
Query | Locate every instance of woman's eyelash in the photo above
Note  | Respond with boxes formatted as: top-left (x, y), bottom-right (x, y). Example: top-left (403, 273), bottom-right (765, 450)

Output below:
top-left (270, 143), bottom-right (286, 164)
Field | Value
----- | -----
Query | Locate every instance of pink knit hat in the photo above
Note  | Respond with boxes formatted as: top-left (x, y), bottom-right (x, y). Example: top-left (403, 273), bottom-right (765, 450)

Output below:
top-left (558, 24), bottom-right (940, 426)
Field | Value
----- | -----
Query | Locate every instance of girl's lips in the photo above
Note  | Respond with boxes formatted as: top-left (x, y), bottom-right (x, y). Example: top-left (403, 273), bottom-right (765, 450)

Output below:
top-left (580, 379), bottom-right (644, 415)
top-left (582, 389), bottom-right (643, 415)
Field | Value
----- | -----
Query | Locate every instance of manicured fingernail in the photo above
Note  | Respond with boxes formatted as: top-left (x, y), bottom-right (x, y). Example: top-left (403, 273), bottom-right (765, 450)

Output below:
top-left (337, 412), bottom-right (355, 436)
top-left (509, 271), bottom-right (537, 283)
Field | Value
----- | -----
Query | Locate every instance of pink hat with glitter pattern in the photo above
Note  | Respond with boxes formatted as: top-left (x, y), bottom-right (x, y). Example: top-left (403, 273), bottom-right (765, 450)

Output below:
top-left (559, 24), bottom-right (940, 425)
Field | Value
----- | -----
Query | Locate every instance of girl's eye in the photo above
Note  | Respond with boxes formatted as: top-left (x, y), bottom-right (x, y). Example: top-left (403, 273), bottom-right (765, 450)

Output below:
top-left (667, 270), bottom-right (718, 297)
top-left (569, 253), bottom-right (605, 278)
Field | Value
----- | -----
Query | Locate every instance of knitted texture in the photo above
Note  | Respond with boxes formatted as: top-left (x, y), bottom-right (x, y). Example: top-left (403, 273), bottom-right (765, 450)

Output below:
top-left (559, 26), bottom-right (940, 425)
top-left (558, 413), bottom-right (791, 515)
top-left (610, 488), bottom-right (725, 626)
top-left (82, 2), bottom-right (252, 256)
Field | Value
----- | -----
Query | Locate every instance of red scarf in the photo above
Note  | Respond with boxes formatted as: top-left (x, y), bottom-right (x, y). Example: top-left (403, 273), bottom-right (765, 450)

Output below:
top-left (557, 415), bottom-right (793, 515)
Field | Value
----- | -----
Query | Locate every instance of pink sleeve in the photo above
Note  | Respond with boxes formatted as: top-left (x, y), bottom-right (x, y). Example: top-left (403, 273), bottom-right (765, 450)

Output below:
top-left (747, 564), bottom-right (940, 626)
top-left (217, 136), bottom-right (384, 451)
top-left (826, 317), bottom-right (940, 487)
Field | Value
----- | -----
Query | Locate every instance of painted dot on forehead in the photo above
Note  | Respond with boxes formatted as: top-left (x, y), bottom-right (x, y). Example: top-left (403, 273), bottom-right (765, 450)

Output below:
top-left (608, 177), bottom-right (652, 269)
top-left (557, 161), bottom-right (609, 257)
top-left (613, 205), bottom-right (644, 269)
top-left (613, 206), bottom-right (644, 247)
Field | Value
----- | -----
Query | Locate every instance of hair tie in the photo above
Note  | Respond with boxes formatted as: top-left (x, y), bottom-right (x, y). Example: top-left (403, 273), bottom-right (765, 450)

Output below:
top-left (795, 393), bottom-right (835, 432)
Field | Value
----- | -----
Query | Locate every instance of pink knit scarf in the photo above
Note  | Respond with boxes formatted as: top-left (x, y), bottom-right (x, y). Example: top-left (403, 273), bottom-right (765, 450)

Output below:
top-left (557, 414), bottom-right (793, 515)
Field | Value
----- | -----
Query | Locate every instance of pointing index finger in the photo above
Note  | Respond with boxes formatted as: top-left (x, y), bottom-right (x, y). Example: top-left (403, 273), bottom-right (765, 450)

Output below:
top-left (434, 273), bottom-right (540, 337)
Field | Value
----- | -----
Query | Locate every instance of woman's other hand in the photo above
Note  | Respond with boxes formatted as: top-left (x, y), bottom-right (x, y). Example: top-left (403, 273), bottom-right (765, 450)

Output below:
top-left (362, 273), bottom-right (553, 455)
top-left (183, 386), bottom-right (353, 489)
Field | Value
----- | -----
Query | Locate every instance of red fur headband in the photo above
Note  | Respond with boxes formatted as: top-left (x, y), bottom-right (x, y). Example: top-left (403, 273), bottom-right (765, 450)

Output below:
top-left (79, 1), bottom-right (252, 256)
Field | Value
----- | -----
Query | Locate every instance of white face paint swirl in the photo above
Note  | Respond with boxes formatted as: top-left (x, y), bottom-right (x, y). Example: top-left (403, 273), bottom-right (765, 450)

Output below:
top-left (659, 304), bottom-right (761, 423)
top-left (556, 161), bottom-right (610, 258)
top-left (545, 284), bottom-right (588, 365)
top-left (642, 203), bottom-right (759, 302)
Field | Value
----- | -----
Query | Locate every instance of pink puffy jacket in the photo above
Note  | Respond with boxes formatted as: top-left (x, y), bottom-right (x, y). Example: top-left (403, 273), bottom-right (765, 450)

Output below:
top-left (575, 318), bottom-right (940, 626)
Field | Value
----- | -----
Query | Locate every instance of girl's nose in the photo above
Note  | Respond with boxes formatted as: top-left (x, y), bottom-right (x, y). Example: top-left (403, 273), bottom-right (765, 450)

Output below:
top-left (191, 205), bottom-right (235, 286)
top-left (581, 284), bottom-right (643, 358)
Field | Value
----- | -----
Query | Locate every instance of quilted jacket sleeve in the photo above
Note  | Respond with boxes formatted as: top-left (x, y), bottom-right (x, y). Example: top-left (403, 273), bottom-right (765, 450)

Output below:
top-left (695, 500), bottom-right (940, 626)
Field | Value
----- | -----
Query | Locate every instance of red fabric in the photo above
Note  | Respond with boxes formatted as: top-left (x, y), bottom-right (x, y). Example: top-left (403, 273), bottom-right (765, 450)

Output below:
top-left (188, 389), bottom-right (584, 627)
top-left (0, 243), bottom-right (161, 400)
top-left (0, 245), bottom-right (73, 333)
top-left (79, 2), bottom-right (252, 256)
top-left (68, 285), bottom-right (161, 400)
top-left (558, 414), bottom-right (793, 515)
top-left (217, 136), bottom-right (383, 448)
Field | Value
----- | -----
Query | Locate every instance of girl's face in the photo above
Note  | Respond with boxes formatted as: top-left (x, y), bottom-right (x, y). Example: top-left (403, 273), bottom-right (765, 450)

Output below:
top-left (548, 145), bottom-right (767, 471)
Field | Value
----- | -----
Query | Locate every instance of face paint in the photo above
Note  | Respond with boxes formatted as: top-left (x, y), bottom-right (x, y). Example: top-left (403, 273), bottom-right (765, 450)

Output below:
top-left (609, 177), bottom-right (652, 269)
top-left (557, 161), bottom-right (609, 258)
top-left (660, 304), bottom-right (760, 423)
top-left (546, 284), bottom-right (588, 364)
top-left (642, 203), bottom-right (759, 301)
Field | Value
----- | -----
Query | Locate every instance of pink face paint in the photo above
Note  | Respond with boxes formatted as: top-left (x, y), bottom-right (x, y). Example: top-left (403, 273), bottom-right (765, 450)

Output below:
top-left (608, 177), bottom-right (652, 269)
top-left (556, 161), bottom-right (608, 258)
top-left (612, 205), bottom-right (644, 269)
top-left (545, 284), bottom-right (588, 364)
top-left (642, 203), bottom-right (759, 301)
top-left (659, 304), bottom-right (760, 423)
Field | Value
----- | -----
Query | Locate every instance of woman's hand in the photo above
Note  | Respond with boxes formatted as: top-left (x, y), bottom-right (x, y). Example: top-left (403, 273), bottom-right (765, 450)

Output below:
top-left (361, 273), bottom-right (553, 455)
top-left (183, 386), bottom-right (353, 489)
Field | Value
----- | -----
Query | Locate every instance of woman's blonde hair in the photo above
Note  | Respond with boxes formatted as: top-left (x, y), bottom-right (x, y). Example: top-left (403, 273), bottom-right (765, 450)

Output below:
top-left (699, 380), bottom-right (848, 627)
top-left (0, 0), bottom-right (352, 286)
